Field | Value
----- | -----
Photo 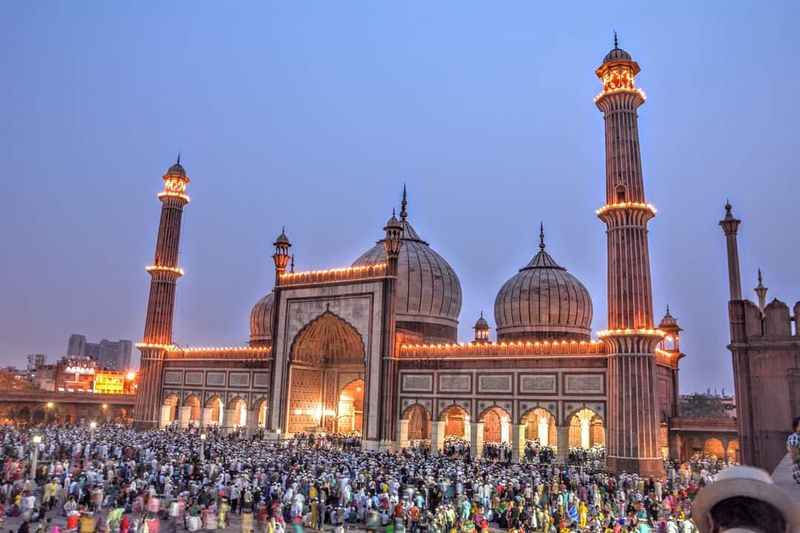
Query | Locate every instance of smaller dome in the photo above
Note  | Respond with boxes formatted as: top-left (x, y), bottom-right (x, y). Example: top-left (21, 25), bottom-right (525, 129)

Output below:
top-left (274, 229), bottom-right (290, 246)
top-left (474, 312), bottom-right (489, 331)
top-left (603, 47), bottom-right (632, 63)
top-left (658, 306), bottom-right (681, 332)
top-left (165, 156), bottom-right (187, 177)
top-left (250, 292), bottom-right (274, 345)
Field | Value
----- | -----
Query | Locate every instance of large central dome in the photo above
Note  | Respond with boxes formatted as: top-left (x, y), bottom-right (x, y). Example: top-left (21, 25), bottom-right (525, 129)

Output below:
top-left (494, 227), bottom-right (592, 342)
top-left (352, 189), bottom-right (461, 343)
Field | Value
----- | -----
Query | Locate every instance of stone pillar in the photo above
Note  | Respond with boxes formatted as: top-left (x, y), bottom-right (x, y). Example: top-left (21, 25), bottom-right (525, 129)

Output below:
top-left (224, 409), bottom-right (238, 430)
top-left (470, 422), bottom-right (484, 459)
top-left (431, 421), bottom-right (445, 455)
top-left (512, 424), bottom-right (526, 463)
top-left (179, 406), bottom-right (191, 429)
top-left (463, 417), bottom-right (471, 443)
top-left (201, 408), bottom-right (213, 428)
top-left (397, 419), bottom-right (410, 449)
top-left (246, 409), bottom-right (260, 437)
top-left (557, 425), bottom-right (570, 463)
top-left (159, 405), bottom-right (173, 428)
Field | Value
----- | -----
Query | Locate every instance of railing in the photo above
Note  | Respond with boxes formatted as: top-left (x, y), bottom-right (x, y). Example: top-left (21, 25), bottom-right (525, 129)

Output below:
top-left (278, 264), bottom-right (387, 286)
top-left (166, 345), bottom-right (271, 361)
top-left (399, 340), bottom-right (607, 358)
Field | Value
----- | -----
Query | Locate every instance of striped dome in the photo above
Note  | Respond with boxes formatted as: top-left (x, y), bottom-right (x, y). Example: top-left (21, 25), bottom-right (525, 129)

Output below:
top-left (353, 216), bottom-right (461, 344)
top-left (249, 292), bottom-right (274, 345)
top-left (494, 234), bottom-right (592, 342)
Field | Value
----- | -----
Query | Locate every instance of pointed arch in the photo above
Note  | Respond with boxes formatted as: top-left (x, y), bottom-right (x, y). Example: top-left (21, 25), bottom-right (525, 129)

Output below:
top-left (290, 310), bottom-right (366, 366)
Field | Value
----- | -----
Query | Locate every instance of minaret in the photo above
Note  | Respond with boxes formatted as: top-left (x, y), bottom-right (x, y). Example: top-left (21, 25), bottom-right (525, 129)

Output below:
top-left (133, 158), bottom-right (190, 428)
top-left (379, 209), bottom-right (403, 448)
top-left (595, 38), bottom-right (663, 476)
top-left (719, 201), bottom-right (743, 300)
top-left (754, 269), bottom-right (768, 312)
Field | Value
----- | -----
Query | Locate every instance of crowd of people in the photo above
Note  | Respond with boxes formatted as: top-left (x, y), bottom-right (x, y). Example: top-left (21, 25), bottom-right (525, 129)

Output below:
top-left (0, 424), bottom-right (739, 533)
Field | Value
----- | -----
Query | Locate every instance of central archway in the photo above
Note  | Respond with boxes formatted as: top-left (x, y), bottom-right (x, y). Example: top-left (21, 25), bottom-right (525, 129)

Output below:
top-left (286, 311), bottom-right (366, 435)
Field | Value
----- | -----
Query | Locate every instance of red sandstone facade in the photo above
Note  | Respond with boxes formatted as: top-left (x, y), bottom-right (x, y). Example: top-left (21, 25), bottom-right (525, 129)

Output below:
top-left (721, 203), bottom-right (800, 472)
top-left (132, 43), bottom-right (694, 473)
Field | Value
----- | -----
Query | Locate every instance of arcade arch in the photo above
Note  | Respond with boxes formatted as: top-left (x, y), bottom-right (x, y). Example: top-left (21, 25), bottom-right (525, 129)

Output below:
top-left (521, 407), bottom-right (557, 446)
top-left (567, 407), bottom-right (605, 449)
top-left (205, 395), bottom-right (224, 426)
top-left (478, 406), bottom-right (512, 443)
top-left (228, 397), bottom-right (248, 428)
top-left (401, 404), bottom-right (431, 441)
top-left (439, 404), bottom-right (469, 439)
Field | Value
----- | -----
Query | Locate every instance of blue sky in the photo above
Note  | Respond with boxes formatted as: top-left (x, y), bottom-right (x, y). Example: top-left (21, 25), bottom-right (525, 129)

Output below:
top-left (1, 1), bottom-right (798, 392)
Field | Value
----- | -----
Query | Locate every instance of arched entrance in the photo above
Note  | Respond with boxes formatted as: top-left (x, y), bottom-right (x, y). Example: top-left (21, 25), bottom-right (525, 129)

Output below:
top-left (568, 408), bottom-right (605, 449)
top-left (440, 405), bottom-right (469, 439)
top-left (521, 408), bottom-right (557, 446)
top-left (336, 379), bottom-right (364, 434)
top-left (286, 311), bottom-right (366, 435)
top-left (402, 404), bottom-right (431, 442)
top-left (185, 395), bottom-right (201, 425)
top-left (479, 406), bottom-right (512, 444)
top-left (205, 396), bottom-right (224, 426)
top-left (227, 397), bottom-right (248, 428)
top-left (704, 437), bottom-right (725, 459)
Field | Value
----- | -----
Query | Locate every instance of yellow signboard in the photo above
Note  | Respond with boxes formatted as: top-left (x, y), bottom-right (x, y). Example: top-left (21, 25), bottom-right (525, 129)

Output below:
top-left (93, 373), bottom-right (124, 394)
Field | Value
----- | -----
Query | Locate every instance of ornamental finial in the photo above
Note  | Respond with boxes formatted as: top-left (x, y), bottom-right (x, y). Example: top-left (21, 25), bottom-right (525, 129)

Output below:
top-left (539, 222), bottom-right (545, 251)
top-left (400, 184), bottom-right (408, 221)
top-left (176, 152), bottom-right (181, 165)
top-left (613, 31), bottom-right (619, 49)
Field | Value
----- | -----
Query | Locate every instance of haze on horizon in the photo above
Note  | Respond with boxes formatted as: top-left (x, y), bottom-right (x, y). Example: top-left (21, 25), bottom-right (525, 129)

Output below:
top-left (1, 1), bottom-right (798, 393)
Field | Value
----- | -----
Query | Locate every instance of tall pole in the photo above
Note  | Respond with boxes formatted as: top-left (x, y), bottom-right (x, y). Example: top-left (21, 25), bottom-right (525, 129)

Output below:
top-left (133, 158), bottom-right (190, 428)
top-left (595, 41), bottom-right (663, 476)
top-left (720, 203), bottom-right (755, 465)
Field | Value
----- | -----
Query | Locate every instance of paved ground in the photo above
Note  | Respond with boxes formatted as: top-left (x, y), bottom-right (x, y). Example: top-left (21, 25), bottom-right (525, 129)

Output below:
top-left (772, 452), bottom-right (800, 502)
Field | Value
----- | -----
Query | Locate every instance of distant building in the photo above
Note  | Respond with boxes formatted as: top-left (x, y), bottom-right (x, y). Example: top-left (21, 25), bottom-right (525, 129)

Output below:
top-left (26, 353), bottom-right (46, 371)
top-left (67, 334), bottom-right (132, 370)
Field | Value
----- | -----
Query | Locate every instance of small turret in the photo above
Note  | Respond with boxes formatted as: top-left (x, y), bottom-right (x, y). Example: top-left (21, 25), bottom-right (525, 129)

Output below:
top-left (754, 269), bottom-right (768, 313)
top-left (472, 311), bottom-right (490, 344)
top-left (658, 305), bottom-right (682, 354)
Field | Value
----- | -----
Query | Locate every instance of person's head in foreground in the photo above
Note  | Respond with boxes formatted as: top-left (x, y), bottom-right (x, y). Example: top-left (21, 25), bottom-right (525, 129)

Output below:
top-left (693, 465), bottom-right (800, 532)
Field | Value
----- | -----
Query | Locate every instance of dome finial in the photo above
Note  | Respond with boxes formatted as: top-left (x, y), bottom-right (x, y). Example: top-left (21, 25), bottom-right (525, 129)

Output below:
top-left (613, 30), bottom-right (619, 50)
top-left (400, 184), bottom-right (408, 221)
top-left (290, 254), bottom-right (295, 273)
top-left (176, 152), bottom-right (181, 165)
top-left (539, 222), bottom-right (545, 251)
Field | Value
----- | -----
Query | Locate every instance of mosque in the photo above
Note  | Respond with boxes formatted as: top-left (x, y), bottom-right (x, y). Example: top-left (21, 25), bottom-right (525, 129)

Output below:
top-left (133, 42), bottom-right (686, 476)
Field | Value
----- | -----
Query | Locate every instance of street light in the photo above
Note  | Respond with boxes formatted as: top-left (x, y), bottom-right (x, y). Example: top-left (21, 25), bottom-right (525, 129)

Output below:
top-left (45, 402), bottom-right (54, 409)
top-left (200, 433), bottom-right (206, 460)
top-left (31, 435), bottom-right (42, 480)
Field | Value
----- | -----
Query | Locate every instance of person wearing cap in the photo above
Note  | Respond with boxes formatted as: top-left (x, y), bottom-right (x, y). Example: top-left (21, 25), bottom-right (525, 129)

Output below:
top-left (787, 416), bottom-right (800, 484)
top-left (692, 465), bottom-right (800, 532)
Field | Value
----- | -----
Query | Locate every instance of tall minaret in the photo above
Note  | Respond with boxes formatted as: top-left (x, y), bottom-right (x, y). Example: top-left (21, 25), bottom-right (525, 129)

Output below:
top-left (595, 38), bottom-right (663, 476)
top-left (133, 158), bottom-right (190, 428)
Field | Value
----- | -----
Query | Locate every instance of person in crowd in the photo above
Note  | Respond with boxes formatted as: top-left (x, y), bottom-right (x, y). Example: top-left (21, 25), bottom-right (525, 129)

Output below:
top-left (692, 465), bottom-right (800, 533)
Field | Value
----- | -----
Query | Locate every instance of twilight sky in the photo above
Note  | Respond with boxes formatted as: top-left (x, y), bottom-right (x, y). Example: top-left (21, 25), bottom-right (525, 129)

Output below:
top-left (1, 1), bottom-right (798, 393)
